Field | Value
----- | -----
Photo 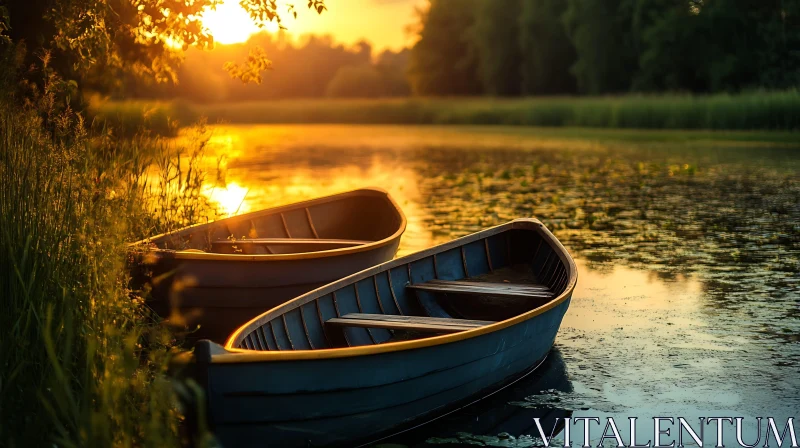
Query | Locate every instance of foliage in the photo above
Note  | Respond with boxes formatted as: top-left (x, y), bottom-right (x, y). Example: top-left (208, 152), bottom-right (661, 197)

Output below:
top-left (635, 0), bottom-right (800, 92)
top-left (323, 50), bottom-right (412, 98)
top-left (325, 64), bottom-right (388, 98)
top-left (563, 0), bottom-right (638, 94)
top-left (407, 0), bottom-right (483, 96)
top-left (375, 49), bottom-right (413, 97)
top-left (0, 56), bottom-right (220, 446)
top-left (407, 0), bottom-right (800, 96)
top-left (3, 0), bottom-right (214, 89)
top-left (0, 97), bottom-right (170, 447)
top-left (224, 46), bottom-right (273, 85)
top-left (471, 0), bottom-right (523, 96)
top-left (518, 0), bottom-right (576, 95)
top-left (119, 33), bottom-right (410, 101)
top-left (0, 0), bottom-right (326, 95)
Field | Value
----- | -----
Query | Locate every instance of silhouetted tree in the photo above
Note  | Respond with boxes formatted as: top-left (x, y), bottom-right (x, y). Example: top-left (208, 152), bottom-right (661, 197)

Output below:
top-left (407, 0), bottom-right (483, 96)
top-left (471, 0), bottom-right (523, 96)
top-left (325, 65), bottom-right (386, 97)
top-left (0, 0), bottom-right (327, 95)
top-left (518, 0), bottom-right (577, 95)
top-left (563, 0), bottom-right (638, 94)
top-left (376, 49), bottom-right (412, 96)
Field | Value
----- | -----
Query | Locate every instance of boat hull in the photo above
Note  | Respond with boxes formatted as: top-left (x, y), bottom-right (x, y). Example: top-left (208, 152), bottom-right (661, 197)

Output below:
top-left (147, 240), bottom-right (401, 342)
top-left (202, 297), bottom-right (570, 447)
top-left (130, 188), bottom-right (406, 342)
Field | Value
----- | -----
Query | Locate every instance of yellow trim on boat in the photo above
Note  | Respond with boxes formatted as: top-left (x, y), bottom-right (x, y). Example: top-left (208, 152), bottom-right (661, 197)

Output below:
top-left (211, 219), bottom-right (577, 363)
top-left (129, 187), bottom-right (407, 262)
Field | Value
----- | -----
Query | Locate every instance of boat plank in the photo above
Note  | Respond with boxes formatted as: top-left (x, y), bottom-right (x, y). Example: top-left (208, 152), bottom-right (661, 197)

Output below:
top-left (211, 238), bottom-right (370, 246)
top-left (407, 280), bottom-right (553, 298)
top-left (326, 313), bottom-right (494, 333)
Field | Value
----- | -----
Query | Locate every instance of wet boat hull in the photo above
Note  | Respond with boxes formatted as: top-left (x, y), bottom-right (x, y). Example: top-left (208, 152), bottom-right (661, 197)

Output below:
top-left (204, 299), bottom-right (568, 447)
top-left (195, 219), bottom-right (576, 447)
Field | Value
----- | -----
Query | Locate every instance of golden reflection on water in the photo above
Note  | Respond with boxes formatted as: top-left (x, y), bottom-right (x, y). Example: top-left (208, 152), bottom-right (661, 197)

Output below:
top-left (193, 124), bottom-right (668, 254)
top-left (198, 125), bottom-right (466, 255)
top-left (194, 124), bottom-right (659, 254)
top-left (567, 259), bottom-right (708, 333)
top-left (202, 181), bottom-right (251, 215)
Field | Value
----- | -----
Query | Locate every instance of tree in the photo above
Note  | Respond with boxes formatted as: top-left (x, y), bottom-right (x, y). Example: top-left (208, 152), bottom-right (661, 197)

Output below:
top-left (563, 0), bottom-right (638, 94)
top-left (407, 0), bottom-right (483, 96)
top-left (471, 0), bottom-right (523, 96)
top-left (627, 0), bottom-right (707, 92)
top-left (755, 0), bottom-right (800, 89)
top-left (375, 48), bottom-right (412, 96)
top-left (0, 0), bottom-right (326, 93)
top-left (518, 0), bottom-right (577, 95)
top-left (325, 64), bottom-right (386, 98)
top-left (631, 0), bottom-right (800, 92)
top-left (696, 0), bottom-right (800, 91)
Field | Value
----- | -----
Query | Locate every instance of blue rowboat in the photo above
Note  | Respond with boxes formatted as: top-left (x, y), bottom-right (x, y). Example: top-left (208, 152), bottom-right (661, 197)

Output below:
top-left (130, 188), bottom-right (406, 343)
top-left (389, 347), bottom-right (573, 446)
top-left (194, 218), bottom-right (577, 447)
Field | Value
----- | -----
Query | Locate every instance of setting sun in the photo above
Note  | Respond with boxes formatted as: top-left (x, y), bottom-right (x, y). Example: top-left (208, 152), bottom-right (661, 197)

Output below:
top-left (203, 0), bottom-right (275, 45)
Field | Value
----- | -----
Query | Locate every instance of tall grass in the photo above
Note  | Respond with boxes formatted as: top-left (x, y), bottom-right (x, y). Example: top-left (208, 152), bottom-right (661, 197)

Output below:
top-left (87, 95), bottom-right (198, 138)
top-left (94, 90), bottom-right (800, 131)
top-left (0, 93), bottom-right (217, 445)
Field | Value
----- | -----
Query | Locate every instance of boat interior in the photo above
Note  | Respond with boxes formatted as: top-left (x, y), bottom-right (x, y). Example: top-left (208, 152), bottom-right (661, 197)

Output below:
top-left (141, 190), bottom-right (403, 254)
top-left (230, 226), bottom-right (572, 351)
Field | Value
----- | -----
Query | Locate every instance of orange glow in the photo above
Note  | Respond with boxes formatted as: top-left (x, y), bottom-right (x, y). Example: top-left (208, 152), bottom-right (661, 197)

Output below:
top-left (203, 0), bottom-right (277, 45)
top-left (198, 0), bottom-right (422, 50)
top-left (204, 182), bottom-right (250, 215)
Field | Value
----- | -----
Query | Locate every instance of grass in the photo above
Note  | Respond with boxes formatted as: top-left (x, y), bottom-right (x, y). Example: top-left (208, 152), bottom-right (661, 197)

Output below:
top-left (0, 90), bottom-right (218, 446)
top-left (87, 96), bottom-right (196, 137)
top-left (92, 90), bottom-right (800, 133)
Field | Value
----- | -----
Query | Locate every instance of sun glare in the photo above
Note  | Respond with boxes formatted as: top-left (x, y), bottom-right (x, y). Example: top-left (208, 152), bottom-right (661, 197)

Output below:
top-left (203, 0), bottom-right (274, 45)
top-left (206, 182), bottom-right (250, 215)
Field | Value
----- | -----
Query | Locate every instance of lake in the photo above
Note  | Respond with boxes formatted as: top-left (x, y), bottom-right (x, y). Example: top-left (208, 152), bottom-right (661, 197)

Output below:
top-left (199, 124), bottom-right (799, 446)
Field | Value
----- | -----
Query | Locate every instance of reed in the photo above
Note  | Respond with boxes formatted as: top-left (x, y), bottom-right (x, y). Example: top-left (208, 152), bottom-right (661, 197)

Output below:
top-left (0, 97), bottom-right (216, 445)
top-left (94, 90), bottom-right (800, 131)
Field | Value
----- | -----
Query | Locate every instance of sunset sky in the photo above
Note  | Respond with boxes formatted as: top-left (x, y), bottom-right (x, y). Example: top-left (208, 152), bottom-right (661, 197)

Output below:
top-left (204, 0), bottom-right (424, 51)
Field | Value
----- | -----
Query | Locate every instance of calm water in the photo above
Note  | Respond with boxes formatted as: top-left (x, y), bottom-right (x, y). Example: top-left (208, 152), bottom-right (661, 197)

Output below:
top-left (198, 125), bottom-right (799, 446)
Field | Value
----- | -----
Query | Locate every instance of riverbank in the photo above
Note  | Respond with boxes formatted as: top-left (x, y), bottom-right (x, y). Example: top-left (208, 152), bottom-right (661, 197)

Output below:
top-left (91, 91), bottom-right (800, 137)
top-left (0, 100), bottom-right (218, 446)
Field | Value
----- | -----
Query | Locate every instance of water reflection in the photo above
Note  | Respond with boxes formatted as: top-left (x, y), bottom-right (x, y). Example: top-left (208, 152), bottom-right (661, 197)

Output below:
top-left (202, 181), bottom-right (250, 215)
top-left (186, 124), bottom-right (799, 443)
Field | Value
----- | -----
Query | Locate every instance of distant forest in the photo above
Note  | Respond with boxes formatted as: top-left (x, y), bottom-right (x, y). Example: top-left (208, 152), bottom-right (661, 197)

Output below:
top-left (124, 34), bottom-right (411, 101)
top-left (128, 0), bottom-right (800, 101)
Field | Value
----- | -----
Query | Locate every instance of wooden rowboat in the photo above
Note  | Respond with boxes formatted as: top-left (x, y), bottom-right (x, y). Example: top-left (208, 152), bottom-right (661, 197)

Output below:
top-left (193, 218), bottom-right (577, 447)
top-left (130, 188), bottom-right (406, 342)
top-left (390, 348), bottom-right (572, 446)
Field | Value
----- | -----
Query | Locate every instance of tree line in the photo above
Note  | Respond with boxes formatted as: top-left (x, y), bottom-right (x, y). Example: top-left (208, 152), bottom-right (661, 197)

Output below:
top-left (408, 0), bottom-right (800, 96)
top-left (123, 33), bottom-right (410, 101)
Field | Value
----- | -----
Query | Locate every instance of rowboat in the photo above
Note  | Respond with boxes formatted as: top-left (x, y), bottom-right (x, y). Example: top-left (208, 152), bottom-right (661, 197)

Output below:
top-left (391, 348), bottom-right (572, 446)
top-left (193, 218), bottom-right (577, 447)
top-left (130, 188), bottom-right (406, 342)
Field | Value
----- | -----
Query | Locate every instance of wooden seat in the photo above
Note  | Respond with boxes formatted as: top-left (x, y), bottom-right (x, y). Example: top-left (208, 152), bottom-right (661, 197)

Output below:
top-left (326, 313), bottom-right (494, 334)
top-left (407, 279), bottom-right (554, 299)
top-left (212, 238), bottom-right (370, 247)
top-left (210, 238), bottom-right (371, 254)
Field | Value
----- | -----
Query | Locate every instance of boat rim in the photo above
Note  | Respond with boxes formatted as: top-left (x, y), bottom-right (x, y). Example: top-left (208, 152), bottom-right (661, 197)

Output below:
top-left (210, 218), bottom-right (577, 363)
top-left (129, 187), bottom-right (407, 262)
